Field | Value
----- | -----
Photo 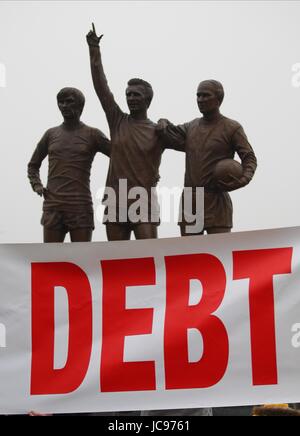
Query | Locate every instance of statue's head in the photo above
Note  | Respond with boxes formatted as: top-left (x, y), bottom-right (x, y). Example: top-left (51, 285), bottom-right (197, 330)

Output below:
top-left (197, 80), bottom-right (224, 115)
top-left (57, 87), bottom-right (85, 120)
top-left (126, 78), bottom-right (154, 114)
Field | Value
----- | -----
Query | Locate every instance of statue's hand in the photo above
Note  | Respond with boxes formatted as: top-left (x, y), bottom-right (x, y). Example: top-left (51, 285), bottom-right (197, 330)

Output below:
top-left (217, 175), bottom-right (247, 192)
top-left (86, 23), bottom-right (103, 47)
top-left (34, 184), bottom-right (47, 198)
top-left (156, 118), bottom-right (170, 132)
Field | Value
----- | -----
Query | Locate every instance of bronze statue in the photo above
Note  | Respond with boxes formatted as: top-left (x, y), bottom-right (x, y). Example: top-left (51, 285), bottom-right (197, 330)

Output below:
top-left (86, 24), bottom-right (166, 241)
top-left (157, 80), bottom-right (257, 236)
top-left (28, 87), bottom-right (110, 243)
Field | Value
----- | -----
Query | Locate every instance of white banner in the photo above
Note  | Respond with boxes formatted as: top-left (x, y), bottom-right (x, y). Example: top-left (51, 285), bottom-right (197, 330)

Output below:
top-left (0, 227), bottom-right (300, 414)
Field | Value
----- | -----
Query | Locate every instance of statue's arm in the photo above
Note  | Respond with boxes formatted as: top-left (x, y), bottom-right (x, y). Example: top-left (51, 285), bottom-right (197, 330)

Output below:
top-left (94, 129), bottom-right (111, 157)
top-left (217, 125), bottom-right (257, 192)
top-left (27, 132), bottom-right (49, 197)
top-left (233, 126), bottom-right (257, 187)
top-left (156, 119), bottom-right (187, 152)
top-left (86, 24), bottom-right (122, 125)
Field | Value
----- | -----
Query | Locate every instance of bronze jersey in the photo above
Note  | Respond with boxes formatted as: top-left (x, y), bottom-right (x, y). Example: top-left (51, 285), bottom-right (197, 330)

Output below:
top-left (28, 122), bottom-right (110, 212)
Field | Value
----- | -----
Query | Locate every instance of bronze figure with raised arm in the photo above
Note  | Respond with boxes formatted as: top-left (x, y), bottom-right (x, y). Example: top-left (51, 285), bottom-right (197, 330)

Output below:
top-left (87, 24), bottom-right (166, 241)
top-left (28, 87), bottom-right (110, 243)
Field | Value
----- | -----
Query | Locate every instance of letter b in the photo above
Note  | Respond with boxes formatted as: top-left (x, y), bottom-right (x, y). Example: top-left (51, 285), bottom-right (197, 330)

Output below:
top-left (164, 254), bottom-right (229, 389)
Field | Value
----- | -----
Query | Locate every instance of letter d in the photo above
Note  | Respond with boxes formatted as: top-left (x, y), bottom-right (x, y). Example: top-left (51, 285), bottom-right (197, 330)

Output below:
top-left (31, 262), bottom-right (93, 394)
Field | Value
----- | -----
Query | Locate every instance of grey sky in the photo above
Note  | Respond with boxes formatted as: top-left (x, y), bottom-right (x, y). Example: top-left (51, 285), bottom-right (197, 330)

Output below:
top-left (1, 0), bottom-right (300, 242)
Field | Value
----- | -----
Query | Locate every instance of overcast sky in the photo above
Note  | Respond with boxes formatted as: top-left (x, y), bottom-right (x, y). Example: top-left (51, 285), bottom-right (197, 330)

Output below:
top-left (1, 0), bottom-right (300, 243)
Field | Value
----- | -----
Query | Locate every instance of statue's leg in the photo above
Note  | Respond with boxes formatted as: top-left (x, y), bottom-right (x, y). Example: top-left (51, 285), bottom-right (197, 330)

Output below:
top-left (106, 223), bottom-right (131, 241)
top-left (179, 224), bottom-right (204, 237)
top-left (133, 223), bottom-right (158, 240)
top-left (42, 211), bottom-right (66, 242)
top-left (43, 228), bottom-right (66, 243)
top-left (70, 228), bottom-right (93, 242)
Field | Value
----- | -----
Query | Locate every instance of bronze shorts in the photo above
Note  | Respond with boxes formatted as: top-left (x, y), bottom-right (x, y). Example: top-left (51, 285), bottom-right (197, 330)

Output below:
top-left (41, 210), bottom-right (95, 232)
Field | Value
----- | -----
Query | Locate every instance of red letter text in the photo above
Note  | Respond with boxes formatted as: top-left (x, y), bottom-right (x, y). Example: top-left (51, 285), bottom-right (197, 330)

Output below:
top-left (101, 258), bottom-right (156, 392)
top-left (31, 262), bottom-right (93, 394)
top-left (233, 248), bottom-right (293, 386)
top-left (164, 254), bottom-right (229, 389)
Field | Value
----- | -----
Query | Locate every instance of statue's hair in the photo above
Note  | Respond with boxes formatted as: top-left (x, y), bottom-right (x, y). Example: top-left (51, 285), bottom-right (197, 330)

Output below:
top-left (57, 87), bottom-right (85, 113)
top-left (127, 78), bottom-right (154, 107)
top-left (199, 80), bottom-right (224, 104)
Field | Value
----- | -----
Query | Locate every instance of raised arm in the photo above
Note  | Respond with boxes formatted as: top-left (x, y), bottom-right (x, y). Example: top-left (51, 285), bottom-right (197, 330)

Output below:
top-left (156, 119), bottom-right (187, 152)
top-left (27, 131), bottom-right (49, 197)
top-left (86, 24), bottom-right (122, 126)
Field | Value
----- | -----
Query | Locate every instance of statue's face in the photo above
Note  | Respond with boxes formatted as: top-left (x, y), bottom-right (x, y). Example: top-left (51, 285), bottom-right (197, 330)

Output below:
top-left (197, 84), bottom-right (220, 115)
top-left (57, 94), bottom-right (80, 120)
top-left (126, 85), bottom-right (148, 113)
